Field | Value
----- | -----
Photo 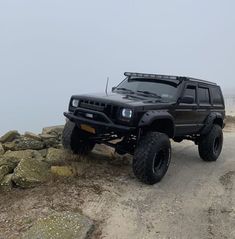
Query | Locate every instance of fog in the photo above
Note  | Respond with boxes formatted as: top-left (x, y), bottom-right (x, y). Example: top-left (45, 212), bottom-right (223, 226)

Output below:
top-left (0, 0), bottom-right (235, 135)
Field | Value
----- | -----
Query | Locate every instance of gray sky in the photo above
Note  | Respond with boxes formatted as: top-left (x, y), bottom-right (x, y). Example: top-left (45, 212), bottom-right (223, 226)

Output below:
top-left (0, 0), bottom-right (235, 135)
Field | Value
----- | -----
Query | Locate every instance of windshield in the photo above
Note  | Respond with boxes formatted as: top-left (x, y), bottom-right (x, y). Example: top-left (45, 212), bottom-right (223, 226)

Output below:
top-left (115, 77), bottom-right (180, 102)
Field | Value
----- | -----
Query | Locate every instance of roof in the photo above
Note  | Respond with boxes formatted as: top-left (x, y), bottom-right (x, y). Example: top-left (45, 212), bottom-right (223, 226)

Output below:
top-left (124, 72), bottom-right (217, 86)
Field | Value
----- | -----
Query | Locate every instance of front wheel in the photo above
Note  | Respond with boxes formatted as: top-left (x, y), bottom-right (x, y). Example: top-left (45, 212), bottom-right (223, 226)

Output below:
top-left (198, 124), bottom-right (223, 161)
top-left (133, 132), bottom-right (171, 185)
top-left (62, 121), bottom-right (95, 155)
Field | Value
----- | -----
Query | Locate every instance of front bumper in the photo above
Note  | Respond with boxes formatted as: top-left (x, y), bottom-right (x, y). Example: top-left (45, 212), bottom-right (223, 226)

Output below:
top-left (64, 109), bottom-right (136, 134)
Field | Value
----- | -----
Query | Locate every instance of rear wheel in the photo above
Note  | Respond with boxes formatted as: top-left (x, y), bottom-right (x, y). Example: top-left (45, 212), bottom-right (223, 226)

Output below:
top-left (198, 124), bottom-right (223, 161)
top-left (133, 132), bottom-right (171, 185)
top-left (62, 121), bottom-right (95, 155)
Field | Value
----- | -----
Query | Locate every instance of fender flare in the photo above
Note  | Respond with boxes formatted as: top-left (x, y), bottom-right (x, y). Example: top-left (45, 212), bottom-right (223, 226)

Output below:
top-left (200, 112), bottom-right (224, 135)
top-left (138, 110), bottom-right (175, 136)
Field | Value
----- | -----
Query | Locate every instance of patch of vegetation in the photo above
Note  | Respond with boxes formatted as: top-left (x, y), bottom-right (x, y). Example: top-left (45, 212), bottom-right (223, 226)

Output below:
top-left (225, 115), bottom-right (235, 124)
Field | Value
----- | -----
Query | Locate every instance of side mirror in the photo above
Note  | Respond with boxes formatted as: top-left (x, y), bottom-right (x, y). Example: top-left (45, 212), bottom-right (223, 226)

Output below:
top-left (112, 87), bottom-right (117, 92)
top-left (180, 96), bottom-right (194, 104)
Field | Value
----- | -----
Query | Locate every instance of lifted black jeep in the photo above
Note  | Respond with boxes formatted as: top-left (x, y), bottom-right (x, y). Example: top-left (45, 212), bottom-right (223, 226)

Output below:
top-left (63, 72), bottom-right (225, 185)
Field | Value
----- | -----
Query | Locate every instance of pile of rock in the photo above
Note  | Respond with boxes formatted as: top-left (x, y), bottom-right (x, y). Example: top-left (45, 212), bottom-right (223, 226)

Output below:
top-left (0, 126), bottom-right (72, 191)
top-left (1, 126), bottom-right (63, 152)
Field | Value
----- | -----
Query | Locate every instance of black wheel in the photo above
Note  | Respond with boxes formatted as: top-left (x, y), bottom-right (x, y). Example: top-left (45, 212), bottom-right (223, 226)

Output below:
top-left (62, 121), bottom-right (95, 155)
top-left (198, 124), bottom-right (223, 161)
top-left (133, 132), bottom-right (171, 185)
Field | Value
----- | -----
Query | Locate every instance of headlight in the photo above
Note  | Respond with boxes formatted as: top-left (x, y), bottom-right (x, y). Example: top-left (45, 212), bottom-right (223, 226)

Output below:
top-left (71, 99), bottom-right (79, 107)
top-left (121, 108), bottom-right (133, 119)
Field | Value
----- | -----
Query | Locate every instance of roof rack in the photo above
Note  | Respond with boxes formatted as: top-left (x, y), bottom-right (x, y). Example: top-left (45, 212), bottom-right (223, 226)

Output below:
top-left (124, 72), bottom-right (217, 86)
top-left (188, 77), bottom-right (217, 86)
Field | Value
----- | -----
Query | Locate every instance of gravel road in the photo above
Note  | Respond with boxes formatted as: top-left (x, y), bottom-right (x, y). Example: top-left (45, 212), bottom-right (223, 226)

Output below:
top-left (0, 132), bottom-right (234, 239)
top-left (84, 132), bottom-right (235, 239)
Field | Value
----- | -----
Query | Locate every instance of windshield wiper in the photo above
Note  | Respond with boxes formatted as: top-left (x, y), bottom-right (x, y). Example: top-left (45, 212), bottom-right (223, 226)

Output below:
top-left (115, 88), bottom-right (135, 94)
top-left (136, 90), bottom-right (162, 98)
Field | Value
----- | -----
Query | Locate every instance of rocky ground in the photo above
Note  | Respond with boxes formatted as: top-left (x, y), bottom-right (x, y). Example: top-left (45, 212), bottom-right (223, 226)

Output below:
top-left (0, 121), bottom-right (235, 239)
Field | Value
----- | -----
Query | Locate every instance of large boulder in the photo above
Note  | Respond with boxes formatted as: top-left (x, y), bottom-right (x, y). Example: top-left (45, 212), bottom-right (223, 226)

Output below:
top-left (22, 211), bottom-right (94, 239)
top-left (24, 131), bottom-right (42, 141)
top-left (44, 148), bottom-right (80, 166)
top-left (40, 134), bottom-right (60, 148)
top-left (41, 125), bottom-right (64, 148)
top-left (0, 143), bottom-right (4, 155)
top-left (0, 149), bottom-right (42, 170)
top-left (0, 155), bottom-right (18, 170)
top-left (42, 125), bottom-right (64, 137)
top-left (12, 157), bottom-right (51, 188)
top-left (38, 149), bottom-right (48, 158)
top-left (51, 166), bottom-right (76, 177)
top-left (0, 165), bottom-right (11, 181)
top-left (3, 138), bottom-right (45, 151)
top-left (0, 130), bottom-right (20, 143)
top-left (45, 148), bottom-right (66, 165)
top-left (0, 173), bottom-right (13, 192)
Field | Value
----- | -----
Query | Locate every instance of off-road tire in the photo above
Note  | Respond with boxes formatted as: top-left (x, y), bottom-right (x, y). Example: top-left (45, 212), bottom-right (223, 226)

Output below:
top-left (62, 120), bottom-right (95, 155)
top-left (133, 132), bottom-right (171, 185)
top-left (198, 124), bottom-right (223, 161)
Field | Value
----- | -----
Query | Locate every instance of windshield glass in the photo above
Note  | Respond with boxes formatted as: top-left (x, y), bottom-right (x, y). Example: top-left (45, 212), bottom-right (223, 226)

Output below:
top-left (115, 77), bottom-right (180, 102)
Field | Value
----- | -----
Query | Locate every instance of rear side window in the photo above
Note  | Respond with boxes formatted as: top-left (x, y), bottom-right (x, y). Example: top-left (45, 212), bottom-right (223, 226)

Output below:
top-left (198, 87), bottom-right (210, 104)
top-left (211, 87), bottom-right (223, 105)
top-left (184, 85), bottom-right (196, 103)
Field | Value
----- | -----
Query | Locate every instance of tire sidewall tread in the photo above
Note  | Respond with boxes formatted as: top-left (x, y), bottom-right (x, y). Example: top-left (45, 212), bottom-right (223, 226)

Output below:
top-left (198, 124), bottom-right (223, 162)
top-left (62, 121), bottom-right (95, 155)
top-left (133, 132), bottom-right (171, 185)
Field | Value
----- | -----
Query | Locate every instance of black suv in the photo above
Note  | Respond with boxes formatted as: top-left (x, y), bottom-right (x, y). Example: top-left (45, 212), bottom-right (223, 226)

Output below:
top-left (63, 72), bottom-right (225, 185)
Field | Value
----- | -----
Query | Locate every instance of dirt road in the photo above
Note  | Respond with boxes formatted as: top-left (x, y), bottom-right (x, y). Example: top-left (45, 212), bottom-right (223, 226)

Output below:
top-left (0, 132), bottom-right (235, 239)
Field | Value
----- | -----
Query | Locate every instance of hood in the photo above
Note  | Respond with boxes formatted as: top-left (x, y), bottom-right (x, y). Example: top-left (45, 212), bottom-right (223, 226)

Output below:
top-left (73, 92), bottom-right (173, 108)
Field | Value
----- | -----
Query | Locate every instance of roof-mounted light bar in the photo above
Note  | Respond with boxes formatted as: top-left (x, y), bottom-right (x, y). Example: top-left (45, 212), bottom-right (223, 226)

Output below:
top-left (124, 72), bottom-right (179, 81)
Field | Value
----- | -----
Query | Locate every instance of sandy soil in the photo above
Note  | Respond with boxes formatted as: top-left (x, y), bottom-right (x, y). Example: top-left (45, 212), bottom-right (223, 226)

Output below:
top-left (0, 130), bottom-right (235, 239)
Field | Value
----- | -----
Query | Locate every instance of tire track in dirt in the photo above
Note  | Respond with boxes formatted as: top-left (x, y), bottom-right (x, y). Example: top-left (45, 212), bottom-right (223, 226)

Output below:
top-left (207, 171), bottom-right (235, 239)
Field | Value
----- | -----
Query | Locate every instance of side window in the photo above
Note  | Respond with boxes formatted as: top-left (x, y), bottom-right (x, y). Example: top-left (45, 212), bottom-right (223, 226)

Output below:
top-left (184, 85), bottom-right (196, 103)
top-left (198, 87), bottom-right (210, 105)
top-left (211, 87), bottom-right (223, 105)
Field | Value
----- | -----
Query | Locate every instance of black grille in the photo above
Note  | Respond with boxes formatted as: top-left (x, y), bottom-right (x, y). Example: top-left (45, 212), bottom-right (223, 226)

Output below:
top-left (79, 99), bottom-right (118, 120)
top-left (80, 100), bottom-right (105, 112)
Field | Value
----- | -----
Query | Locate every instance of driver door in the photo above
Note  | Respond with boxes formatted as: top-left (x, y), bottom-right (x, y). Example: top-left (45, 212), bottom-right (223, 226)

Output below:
top-left (174, 83), bottom-right (200, 136)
